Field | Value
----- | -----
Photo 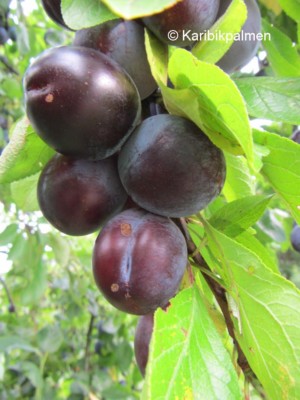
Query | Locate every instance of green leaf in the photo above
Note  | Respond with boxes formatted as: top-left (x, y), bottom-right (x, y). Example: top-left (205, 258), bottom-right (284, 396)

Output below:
top-left (48, 233), bottom-right (70, 267)
top-left (160, 49), bottom-right (253, 161)
top-left (102, 0), bottom-right (180, 19)
top-left (235, 231), bottom-right (279, 273)
top-left (278, 0), bottom-right (300, 22)
top-left (253, 129), bottom-right (300, 224)
top-left (8, 233), bottom-right (28, 265)
top-left (260, 0), bottom-right (282, 15)
top-left (0, 118), bottom-right (55, 184)
top-left (115, 341), bottom-right (133, 373)
top-left (222, 153), bottom-right (254, 201)
top-left (0, 336), bottom-right (40, 355)
top-left (192, 0), bottom-right (247, 63)
top-left (61, 0), bottom-right (117, 30)
top-left (20, 261), bottom-right (47, 306)
top-left (11, 172), bottom-right (39, 212)
top-left (262, 20), bottom-right (300, 77)
top-left (235, 77), bottom-right (300, 125)
top-left (204, 223), bottom-right (300, 400)
top-left (0, 224), bottom-right (18, 246)
top-left (21, 361), bottom-right (43, 389)
top-left (145, 29), bottom-right (168, 85)
top-left (142, 286), bottom-right (242, 400)
top-left (36, 325), bottom-right (64, 354)
top-left (209, 195), bottom-right (273, 237)
top-left (1, 78), bottom-right (22, 100)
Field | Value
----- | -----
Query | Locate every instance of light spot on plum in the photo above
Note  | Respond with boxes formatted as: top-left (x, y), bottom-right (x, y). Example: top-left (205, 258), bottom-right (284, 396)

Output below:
top-left (45, 93), bottom-right (54, 103)
top-left (111, 283), bottom-right (119, 292)
top-left (120, 223), bottom-right (132, 236)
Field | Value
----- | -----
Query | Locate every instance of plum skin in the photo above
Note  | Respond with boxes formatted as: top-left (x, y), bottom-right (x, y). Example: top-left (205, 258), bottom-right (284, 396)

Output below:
top-left (118, 115), bottom-right (226, 218)
top-left (291, 225), bottom-right (300, 252)
top-left (73, 19), bottom-right (157, 100)
top-left (217, 0), bottom-right (261, 73)
top-left (38, 154), bottom-right (127, 236)
top-left (92, 209), bottom-right (187, 315)
top-left (134, 313), bottom-right (154, 376)
top-left (291, 130), bottom-right (300, 144)
top-left (24, 46), bottom-right (141, 160)
top-left (143, 0), bottom-right (220, 47)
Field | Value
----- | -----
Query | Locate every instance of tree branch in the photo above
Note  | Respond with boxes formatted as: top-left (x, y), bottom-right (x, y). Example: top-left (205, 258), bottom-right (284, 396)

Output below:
top-left (0, 55), bottom-right (18, 75)
top-left (84, 313), bottom-right (95, 372)
top-left (176, 218), bottom-right (250, 373)
top-left (0, 276), bottom-right (16, 313)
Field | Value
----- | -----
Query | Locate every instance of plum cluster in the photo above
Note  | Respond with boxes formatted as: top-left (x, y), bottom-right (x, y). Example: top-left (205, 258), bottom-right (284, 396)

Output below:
top-left (24, 0), bottom-right (261, 376)
top-left (0, 7), bottom-right (17, 46)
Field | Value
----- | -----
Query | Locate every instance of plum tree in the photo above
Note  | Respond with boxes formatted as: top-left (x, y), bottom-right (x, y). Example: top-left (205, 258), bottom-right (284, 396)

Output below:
top-left (38, 154), bottom-right (127, 236)
top-left (291, 225), bottom-right (300, 252)
top-left (142, 0), bottom-right (220, 47)
top-left (24, 46), bottom-right (141, 160)
top-left (118, 114), bottom-right (226, 217)
top-left (217, 0), bottom-right (261, 73)
top-left (92, 208), bottom-right (187, 315)
top-left (73, 19), bottom-right (157, 100)
top-left (41, 0), bottom-right (69, 30)
top-left (134, 313), bottom-right (154, 376)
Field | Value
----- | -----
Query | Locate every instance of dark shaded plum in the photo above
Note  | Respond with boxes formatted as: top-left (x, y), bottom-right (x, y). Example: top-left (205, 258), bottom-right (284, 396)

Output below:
top-left (217, 0), bottom-right (261, 73)
top-left (122, 196), bottom-right (140, 211)
top-left (92, 209), bottom-right (187, 315)
top-left (38, 154), bottom-right (127, 236)
top-left (0, 115), bottom-right (8, 130)
top-left (142, 0), bottom-right (220, 47)
top-left (41, 0), bottom-right (69, 30)
top-left (291, 129), bottom-right (300, 144)
top-left (8, 26), bottom-right (17, 42)
top-left (291, 225), bottom-right (300, 252)
top-left (73, 19), bottom-right (157, 100)
top-left (141, 93), bottom-right (168, 121)
top-left (24, 46), bottom-right (141, 160)
top-left (118, 115), bottom-right (226, 218)
top-left (0, 27), bottom-right (9, 45)
top-left (134, 313), bottom-right (154, 376)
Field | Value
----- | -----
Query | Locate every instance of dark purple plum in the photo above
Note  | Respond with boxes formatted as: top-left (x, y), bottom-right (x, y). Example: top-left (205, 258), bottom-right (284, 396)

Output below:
top-left (217, 0), bottom-right (261, 73)
top-left (38, 154), bottom-right (127, 236)
top-left (24, 46), bottom-right (141, 160)
top-left (92, 209), bottom-right (187, 315)
top-left (291, 225), bottom-right (300, 252)
top-left (291, 129), bottom-right (300, 144)
top-left (41, 0), bottom-right (69, 30)
top-left (0, 27), bottom-right (9, 45)
top-left (142, 0), bottom-right (220, 47)
top-left (118, 115), bottom-right (226, 218)
top-left (73, 19), bottom-right (157, 100)
top-left (134, 313), bottom-right (154, 376)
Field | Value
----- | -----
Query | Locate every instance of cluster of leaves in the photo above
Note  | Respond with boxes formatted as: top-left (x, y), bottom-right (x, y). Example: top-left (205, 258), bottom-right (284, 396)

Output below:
top-left (0, 0), bottom-right (300, 399)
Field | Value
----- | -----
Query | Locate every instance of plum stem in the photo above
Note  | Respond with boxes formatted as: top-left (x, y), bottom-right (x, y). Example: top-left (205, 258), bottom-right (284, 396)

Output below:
top-left (0, 55), bottom-right (18, 75)
top-left (0, 277), bottom-right (17, 314)
top-left (84, 313), bottom-right (96, 372)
